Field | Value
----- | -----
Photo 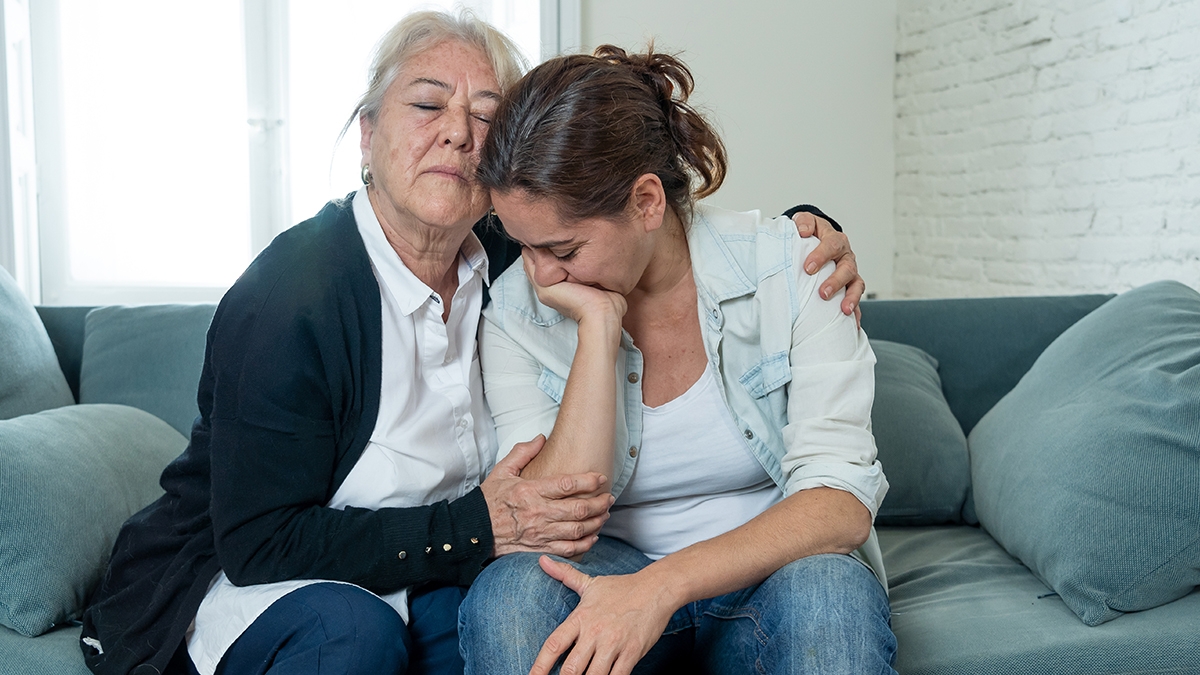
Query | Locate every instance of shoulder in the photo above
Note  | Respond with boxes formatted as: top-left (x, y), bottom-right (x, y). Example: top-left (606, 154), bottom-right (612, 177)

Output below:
top-left (689, 203), bottom-right (819, 289)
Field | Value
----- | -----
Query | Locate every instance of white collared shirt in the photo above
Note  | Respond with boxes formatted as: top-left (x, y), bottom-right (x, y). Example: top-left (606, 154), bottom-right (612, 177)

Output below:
top-left (188, 188), bottom-right (496, 675)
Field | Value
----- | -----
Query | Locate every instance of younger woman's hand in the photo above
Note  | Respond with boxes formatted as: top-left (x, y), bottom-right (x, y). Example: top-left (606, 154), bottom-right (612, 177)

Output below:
top-left (522, 250), bottom-right (627, 327)
top-left (529, 556), bottom-right (676, 675)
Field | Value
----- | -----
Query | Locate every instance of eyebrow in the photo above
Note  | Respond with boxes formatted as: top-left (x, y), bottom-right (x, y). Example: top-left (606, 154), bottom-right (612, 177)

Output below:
top-left (526, 238), bottom-right (576, 250)
top-left (407, 77), bottom-right (501, 102)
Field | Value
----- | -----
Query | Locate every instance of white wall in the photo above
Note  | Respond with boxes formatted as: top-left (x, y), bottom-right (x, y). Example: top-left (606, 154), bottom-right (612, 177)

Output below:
top-left (581, 0), bottom-right (897, 297)
top-left (895, 0), bottom-right (1200, 298)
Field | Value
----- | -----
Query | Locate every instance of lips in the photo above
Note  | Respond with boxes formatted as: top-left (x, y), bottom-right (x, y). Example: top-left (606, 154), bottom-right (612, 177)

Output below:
top-left (424, 165), bottom-right (468, 181)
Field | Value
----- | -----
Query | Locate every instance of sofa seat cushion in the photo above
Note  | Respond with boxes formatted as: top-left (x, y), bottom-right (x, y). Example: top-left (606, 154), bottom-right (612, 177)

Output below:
top-left (968, 280), bottom-right (1200, 626)
top-left (0, 266), bottom-right (75, 420)
top-left (79, 304), bottom-right (216, 437)
top-left (869, 340), bottom-right (969, 525)
top-left (0, 624), bottom-right (90, 675)
top-left (880, 526), bottom-right (1200, 675)
top-left (0, 404), bottom-right (187, 637)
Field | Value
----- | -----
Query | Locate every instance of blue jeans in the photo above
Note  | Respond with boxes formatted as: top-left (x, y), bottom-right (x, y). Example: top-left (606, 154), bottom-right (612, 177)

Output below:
top-left (459, 537), bottom-right (897, 674)
top-left (184, 582), bottom-right (469, 675)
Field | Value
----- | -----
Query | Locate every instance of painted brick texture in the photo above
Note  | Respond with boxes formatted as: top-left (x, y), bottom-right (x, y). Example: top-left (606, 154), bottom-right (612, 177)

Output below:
top-left (894, 0), bottom-right (1200, 298)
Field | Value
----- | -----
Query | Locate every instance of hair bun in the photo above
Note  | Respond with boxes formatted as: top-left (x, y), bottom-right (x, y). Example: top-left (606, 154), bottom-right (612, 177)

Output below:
top-left (593, 44), bottom-right (693, 108)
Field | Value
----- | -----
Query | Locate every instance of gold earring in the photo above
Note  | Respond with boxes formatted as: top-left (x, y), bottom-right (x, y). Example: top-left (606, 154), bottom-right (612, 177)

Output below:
top-left (361, 164), bottom-right (372, 185)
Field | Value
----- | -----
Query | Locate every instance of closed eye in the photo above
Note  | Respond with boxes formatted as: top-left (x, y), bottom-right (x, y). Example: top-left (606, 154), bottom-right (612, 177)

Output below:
top-left (553, 248), bottom-right (579, 261)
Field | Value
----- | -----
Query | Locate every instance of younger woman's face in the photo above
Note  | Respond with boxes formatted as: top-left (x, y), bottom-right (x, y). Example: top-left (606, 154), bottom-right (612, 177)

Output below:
top-left (491, 190), bottom-right (656, 296)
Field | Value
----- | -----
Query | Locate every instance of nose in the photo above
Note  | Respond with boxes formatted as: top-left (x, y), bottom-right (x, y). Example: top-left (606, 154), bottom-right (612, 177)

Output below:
top-left (529, 249), bottom-right (568, 287)
top-left (440, 104), bottom-right (472, 149)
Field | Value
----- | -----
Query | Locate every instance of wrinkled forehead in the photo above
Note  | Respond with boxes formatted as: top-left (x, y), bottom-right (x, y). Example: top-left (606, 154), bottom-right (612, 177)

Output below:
top-left (394, 39), bottom-right (501, 99)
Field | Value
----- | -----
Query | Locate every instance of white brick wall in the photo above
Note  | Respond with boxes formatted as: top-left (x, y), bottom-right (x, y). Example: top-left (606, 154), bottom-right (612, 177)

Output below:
top-left (894, 0), bottom-right (1200, 298)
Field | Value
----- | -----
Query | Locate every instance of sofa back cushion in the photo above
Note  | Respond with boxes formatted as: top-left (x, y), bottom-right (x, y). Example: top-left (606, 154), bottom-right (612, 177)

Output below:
top-left (870, 340), bottom-right (970, 525)
top-left (0, 404), bottom-right (187, 637)
top-left (0, 267), bottom-right (75, 419)
top-left (969, 280), bottom-right (1200, 626)
top-left (79, 304), bottom-right (216, 437)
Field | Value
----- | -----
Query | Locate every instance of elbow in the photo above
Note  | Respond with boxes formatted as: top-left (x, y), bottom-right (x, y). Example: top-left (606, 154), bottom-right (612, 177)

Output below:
top-left (828, 490), bottom-right (873, 555)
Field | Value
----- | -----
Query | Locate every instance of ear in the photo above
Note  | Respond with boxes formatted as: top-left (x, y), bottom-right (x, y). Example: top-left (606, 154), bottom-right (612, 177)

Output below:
top-left (359, 114), bottom-right (374, 166)
top-left (629, 173), bottom-right (667, 233)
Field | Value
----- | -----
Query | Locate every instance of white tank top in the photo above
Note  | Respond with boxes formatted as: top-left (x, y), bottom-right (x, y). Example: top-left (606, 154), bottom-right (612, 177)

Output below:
top-left (602, 363), bottom-right (782, 560)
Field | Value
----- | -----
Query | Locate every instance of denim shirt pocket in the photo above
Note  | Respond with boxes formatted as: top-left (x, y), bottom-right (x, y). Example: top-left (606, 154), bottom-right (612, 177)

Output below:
top-left (537, 367), bottom-right (567, 404)
top-left (738, 351), bottom-right (792, 398)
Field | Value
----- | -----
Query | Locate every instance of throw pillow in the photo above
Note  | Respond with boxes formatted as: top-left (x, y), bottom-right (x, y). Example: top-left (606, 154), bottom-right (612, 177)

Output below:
top-left (870, 339), bottom-right (970, 525)
top-left (0, 266), bottom-right (75, 419)
top-left (969, 280), bottom-right (1200, 626)
top-left (0, 404), bottom-right (187, 636)
top-left (79, 304), bottom-right (216, 437)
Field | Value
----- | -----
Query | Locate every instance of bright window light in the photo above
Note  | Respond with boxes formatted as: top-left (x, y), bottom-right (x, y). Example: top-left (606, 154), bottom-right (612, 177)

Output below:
top-left (59, 0), bottom-right (252, 287)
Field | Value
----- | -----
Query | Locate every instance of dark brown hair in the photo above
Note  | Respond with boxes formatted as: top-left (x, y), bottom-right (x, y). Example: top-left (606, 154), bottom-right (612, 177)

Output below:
top-left (477, 44), bottom-right (727, 223)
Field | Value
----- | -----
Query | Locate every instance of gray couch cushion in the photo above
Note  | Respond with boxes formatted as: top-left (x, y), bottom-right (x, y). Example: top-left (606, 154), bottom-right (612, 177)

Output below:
top-left (0, 624), bottom-right (90, 675)
top-left (968, 280), bottom-right (1200, 626)
top-left (880, 526), bottom-right (1200, 675)
top-left (79, 304), bottom-right (215, 437)
top-left (0, 267), bottom-right (74, 419)
top-left (0, 404), bottom-right (186, 636)
top-left (870, 340), bottom-right (969, 525)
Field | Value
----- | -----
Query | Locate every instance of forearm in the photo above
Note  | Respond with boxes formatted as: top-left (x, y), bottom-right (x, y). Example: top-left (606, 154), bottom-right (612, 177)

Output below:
top-left (639, 487), bottom-right (871, 607)
top-left (522, 315), bottom-right (622, 481)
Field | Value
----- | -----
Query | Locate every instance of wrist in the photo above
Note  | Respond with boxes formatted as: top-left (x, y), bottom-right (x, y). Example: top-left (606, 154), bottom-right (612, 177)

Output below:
top-left (577, 311), bottom-right (623, 344)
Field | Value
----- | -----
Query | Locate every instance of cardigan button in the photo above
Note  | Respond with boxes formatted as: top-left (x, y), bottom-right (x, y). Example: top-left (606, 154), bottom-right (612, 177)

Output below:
top-left (425, 547), bottom-right (432, 554)
top-left (398, 551), bottom-right (407, 560)
top-left (443, 543), bottom-right (453, 552)
top-left (470, 537), bottom-right (480, 545)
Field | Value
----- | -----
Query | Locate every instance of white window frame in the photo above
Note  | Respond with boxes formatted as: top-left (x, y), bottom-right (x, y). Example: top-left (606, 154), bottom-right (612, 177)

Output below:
top-left (0, 0), bottom-right (579, 306)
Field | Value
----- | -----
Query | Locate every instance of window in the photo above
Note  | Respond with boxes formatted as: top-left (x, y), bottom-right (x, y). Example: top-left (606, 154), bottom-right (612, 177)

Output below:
top-left (1, 0), bottom-right (578, 304)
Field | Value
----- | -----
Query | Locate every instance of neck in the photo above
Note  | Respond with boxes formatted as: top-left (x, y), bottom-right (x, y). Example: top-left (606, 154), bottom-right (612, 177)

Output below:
top-left (367, 186), bottom-right (469, 294)
top-left (628, 208), bottom-right (692, 306)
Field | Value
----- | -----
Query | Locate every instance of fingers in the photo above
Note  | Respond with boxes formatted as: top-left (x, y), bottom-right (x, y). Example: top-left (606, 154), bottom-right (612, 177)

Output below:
top-left (539, 555), bottom-right (594, 594)
top-left (536, 472), bottom-right (609, 500)
top-left (493, 434), bottom-right (546, 476)
top-left (792, 211), bottom-right (819, 238)
top-left (843, 276), bottom-right (866, 319)
top-left (820, 250), bottom-right (859, 302)
top-left (531, 621), bottom-right (580, 675)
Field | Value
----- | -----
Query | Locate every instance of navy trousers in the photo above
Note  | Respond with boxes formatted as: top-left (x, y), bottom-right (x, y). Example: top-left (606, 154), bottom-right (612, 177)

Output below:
top-left (183, 582), bottom-right (469, 675)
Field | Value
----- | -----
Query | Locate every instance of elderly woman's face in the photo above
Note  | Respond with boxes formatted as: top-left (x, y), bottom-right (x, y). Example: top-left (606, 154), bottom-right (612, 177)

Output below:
top-left (361, 40), bottom-right (500, 232)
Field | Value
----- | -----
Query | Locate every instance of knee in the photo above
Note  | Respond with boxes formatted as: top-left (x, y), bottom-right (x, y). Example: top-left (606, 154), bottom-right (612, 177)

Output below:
top-left (764, 555), bottom-right (895, 668)
top-left (285, 584), bottom-right (409, 674)
top-left (459, 553), bottom-right (573, 669)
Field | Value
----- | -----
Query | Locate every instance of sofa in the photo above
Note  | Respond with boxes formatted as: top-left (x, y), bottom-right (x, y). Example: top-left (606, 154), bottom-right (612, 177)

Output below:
top-left (2, 265), bottom-right (1198, 674)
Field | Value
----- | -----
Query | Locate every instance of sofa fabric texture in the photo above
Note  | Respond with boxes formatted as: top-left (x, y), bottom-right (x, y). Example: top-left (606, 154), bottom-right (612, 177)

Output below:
top-left (869, 340), bottom-right (969, 526)
top-left (969, 280), bottom-right (1200, 626)
top-left (0, 268), bottom-right (75, 420)
top-left (79, 305), bottom-right (216, 437)
top-left (0, 404), bottom-right (187, 637)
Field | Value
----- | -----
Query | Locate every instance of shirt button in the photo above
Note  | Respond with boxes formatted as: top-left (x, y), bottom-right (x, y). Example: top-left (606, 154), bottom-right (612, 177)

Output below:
top-left (627, 372), bottom-right (639, 384)
top-left (744, 429), bottom-right (755, 440)
top-left (628, 446), bottom-right (638, 458)
top-left (397, 551), bottom-right (407, 560)
top-left (443, 543), bottom-right (453, 552)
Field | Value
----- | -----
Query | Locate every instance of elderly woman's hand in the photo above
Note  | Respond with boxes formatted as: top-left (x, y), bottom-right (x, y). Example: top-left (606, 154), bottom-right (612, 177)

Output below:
top-left (792, 212), bottom-right (865, 326)
top-left (481, 435), bottom-right (615, 558)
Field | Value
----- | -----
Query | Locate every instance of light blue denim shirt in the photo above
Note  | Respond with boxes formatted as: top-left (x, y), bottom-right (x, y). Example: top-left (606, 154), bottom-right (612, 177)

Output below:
top-left (480, 203), bottom-right (888, 585)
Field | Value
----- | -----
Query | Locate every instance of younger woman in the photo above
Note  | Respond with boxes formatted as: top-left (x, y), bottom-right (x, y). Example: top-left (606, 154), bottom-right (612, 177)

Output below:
top-left (460, 46), bottom-right (895, 674)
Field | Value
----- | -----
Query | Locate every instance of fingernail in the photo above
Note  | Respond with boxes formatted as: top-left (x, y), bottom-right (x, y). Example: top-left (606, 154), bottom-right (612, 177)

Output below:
top-left (821, 286), bottom-right (831, 299)
top-left (805, 262), bottom-right (817, 274)
top-left (847, 303), bottom-right (856, 314)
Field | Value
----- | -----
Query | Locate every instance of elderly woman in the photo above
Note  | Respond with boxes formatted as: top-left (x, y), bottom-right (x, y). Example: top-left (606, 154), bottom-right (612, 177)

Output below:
top-left (81, 12), bottom-right (865, 675)
top-left (461, 46), bottom-right (895, 675)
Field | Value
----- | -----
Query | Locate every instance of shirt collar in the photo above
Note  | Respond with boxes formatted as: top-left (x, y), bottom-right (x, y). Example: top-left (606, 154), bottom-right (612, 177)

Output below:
top-left (353, 187), bottom-right (489, 316)
top-left (687, 203), bottom-right (757, 303)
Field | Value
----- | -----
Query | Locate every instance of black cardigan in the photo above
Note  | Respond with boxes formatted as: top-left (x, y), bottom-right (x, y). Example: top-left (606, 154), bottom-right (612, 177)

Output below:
top-left (81, 197), bottom-right (518, 675)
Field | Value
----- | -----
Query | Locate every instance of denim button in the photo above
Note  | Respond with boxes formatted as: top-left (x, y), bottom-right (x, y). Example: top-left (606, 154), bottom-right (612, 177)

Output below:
top-left (744, 429), bottom-right (754, 440)
top-left (628, 446), bottom-right (638, 458)
top-left (627, 372), bottom-right (639, 384)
